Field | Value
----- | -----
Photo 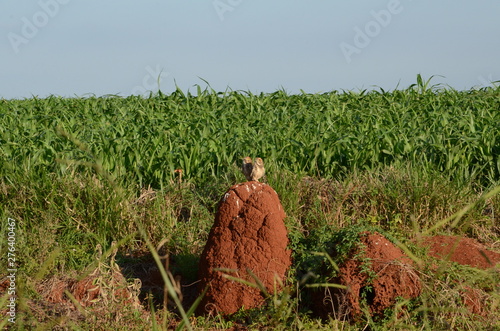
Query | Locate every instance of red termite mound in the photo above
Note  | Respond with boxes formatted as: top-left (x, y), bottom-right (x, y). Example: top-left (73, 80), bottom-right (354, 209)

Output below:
top-left (197, 181), bottom-right (291, 315)
top-left (313, 232), bottom-right (422, 319)
top-left (422, 235), bottom-right (500, 270)
top-left (421, 235), bottom-right (500, 317)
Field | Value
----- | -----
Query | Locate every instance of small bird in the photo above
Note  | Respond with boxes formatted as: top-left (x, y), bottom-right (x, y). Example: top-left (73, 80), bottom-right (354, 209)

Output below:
top-left (242, 156), bottom-right (254, 181)
top-left (250, 157), bottom-right (265, 181)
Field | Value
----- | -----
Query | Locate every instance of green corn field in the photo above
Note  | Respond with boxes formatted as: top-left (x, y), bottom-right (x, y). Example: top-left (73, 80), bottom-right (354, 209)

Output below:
top-left (1, 81), bottom-right (499, 189)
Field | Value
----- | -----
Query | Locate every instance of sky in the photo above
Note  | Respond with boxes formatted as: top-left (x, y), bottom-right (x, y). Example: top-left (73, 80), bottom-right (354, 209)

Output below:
top-left (1, 0), bottom-right (499, 99)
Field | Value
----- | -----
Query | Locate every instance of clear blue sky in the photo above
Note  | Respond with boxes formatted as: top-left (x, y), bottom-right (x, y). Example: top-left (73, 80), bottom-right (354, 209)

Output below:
top-left (2, 0), bottom-right (499, 99)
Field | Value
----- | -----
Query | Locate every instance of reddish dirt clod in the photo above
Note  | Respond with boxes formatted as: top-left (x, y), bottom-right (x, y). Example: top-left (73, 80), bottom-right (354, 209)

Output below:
top-left (71, 276), bottom-right (100, 307)
top-left (460, 286), bottom-right (490, 317)
top-left (197, 182), bottom-right (292, 315)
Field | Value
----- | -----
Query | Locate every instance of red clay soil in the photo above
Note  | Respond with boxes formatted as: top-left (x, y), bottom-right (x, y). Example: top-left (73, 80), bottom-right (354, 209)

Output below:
top-left (36, 267), bottom-right (141, 309)
top-left (0, 277), bottom-right (10, 293)
top-left (421, 235), bottom-right (500, 317)
top-left (197, 181), bottom-right (292, 315)
top-left (314, 232), bottom-right (422, 320)
top-left (422, 235), bottom-right (500, 269)
top-left (460, 286), bottom-right (491, 317)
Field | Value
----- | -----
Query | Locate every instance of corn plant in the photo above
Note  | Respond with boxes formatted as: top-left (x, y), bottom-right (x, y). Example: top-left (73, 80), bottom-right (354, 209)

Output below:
top-left (1, 80), bottom-right (499, 189)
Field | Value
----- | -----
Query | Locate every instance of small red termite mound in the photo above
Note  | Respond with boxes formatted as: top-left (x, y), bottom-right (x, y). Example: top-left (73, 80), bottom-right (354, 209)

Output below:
top-left (197, 181), bottom-right (292, 315)
top-left (422, 235), bottom-right (500, 270)
top-left (36, 268), bottom-right (141, 309)
top-left (314, 232), bottom-right (422, 320)
top-left (460, 286), bottom-right (491, 317)
top-left (421, 235), bottom-right (500, 318)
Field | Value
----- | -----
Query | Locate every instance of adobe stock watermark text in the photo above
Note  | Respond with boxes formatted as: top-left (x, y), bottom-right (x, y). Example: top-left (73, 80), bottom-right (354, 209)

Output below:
top-left (7, 0), bottom-right (71, 54)
top-left (340, 0), bottom-right (411, 64)
top-left (5, 218), bottom-right (18, 324)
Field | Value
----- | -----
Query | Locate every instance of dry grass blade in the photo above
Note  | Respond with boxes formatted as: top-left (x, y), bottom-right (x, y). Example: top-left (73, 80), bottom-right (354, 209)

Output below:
top-left (423, 185), bottom-right (500, 235)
